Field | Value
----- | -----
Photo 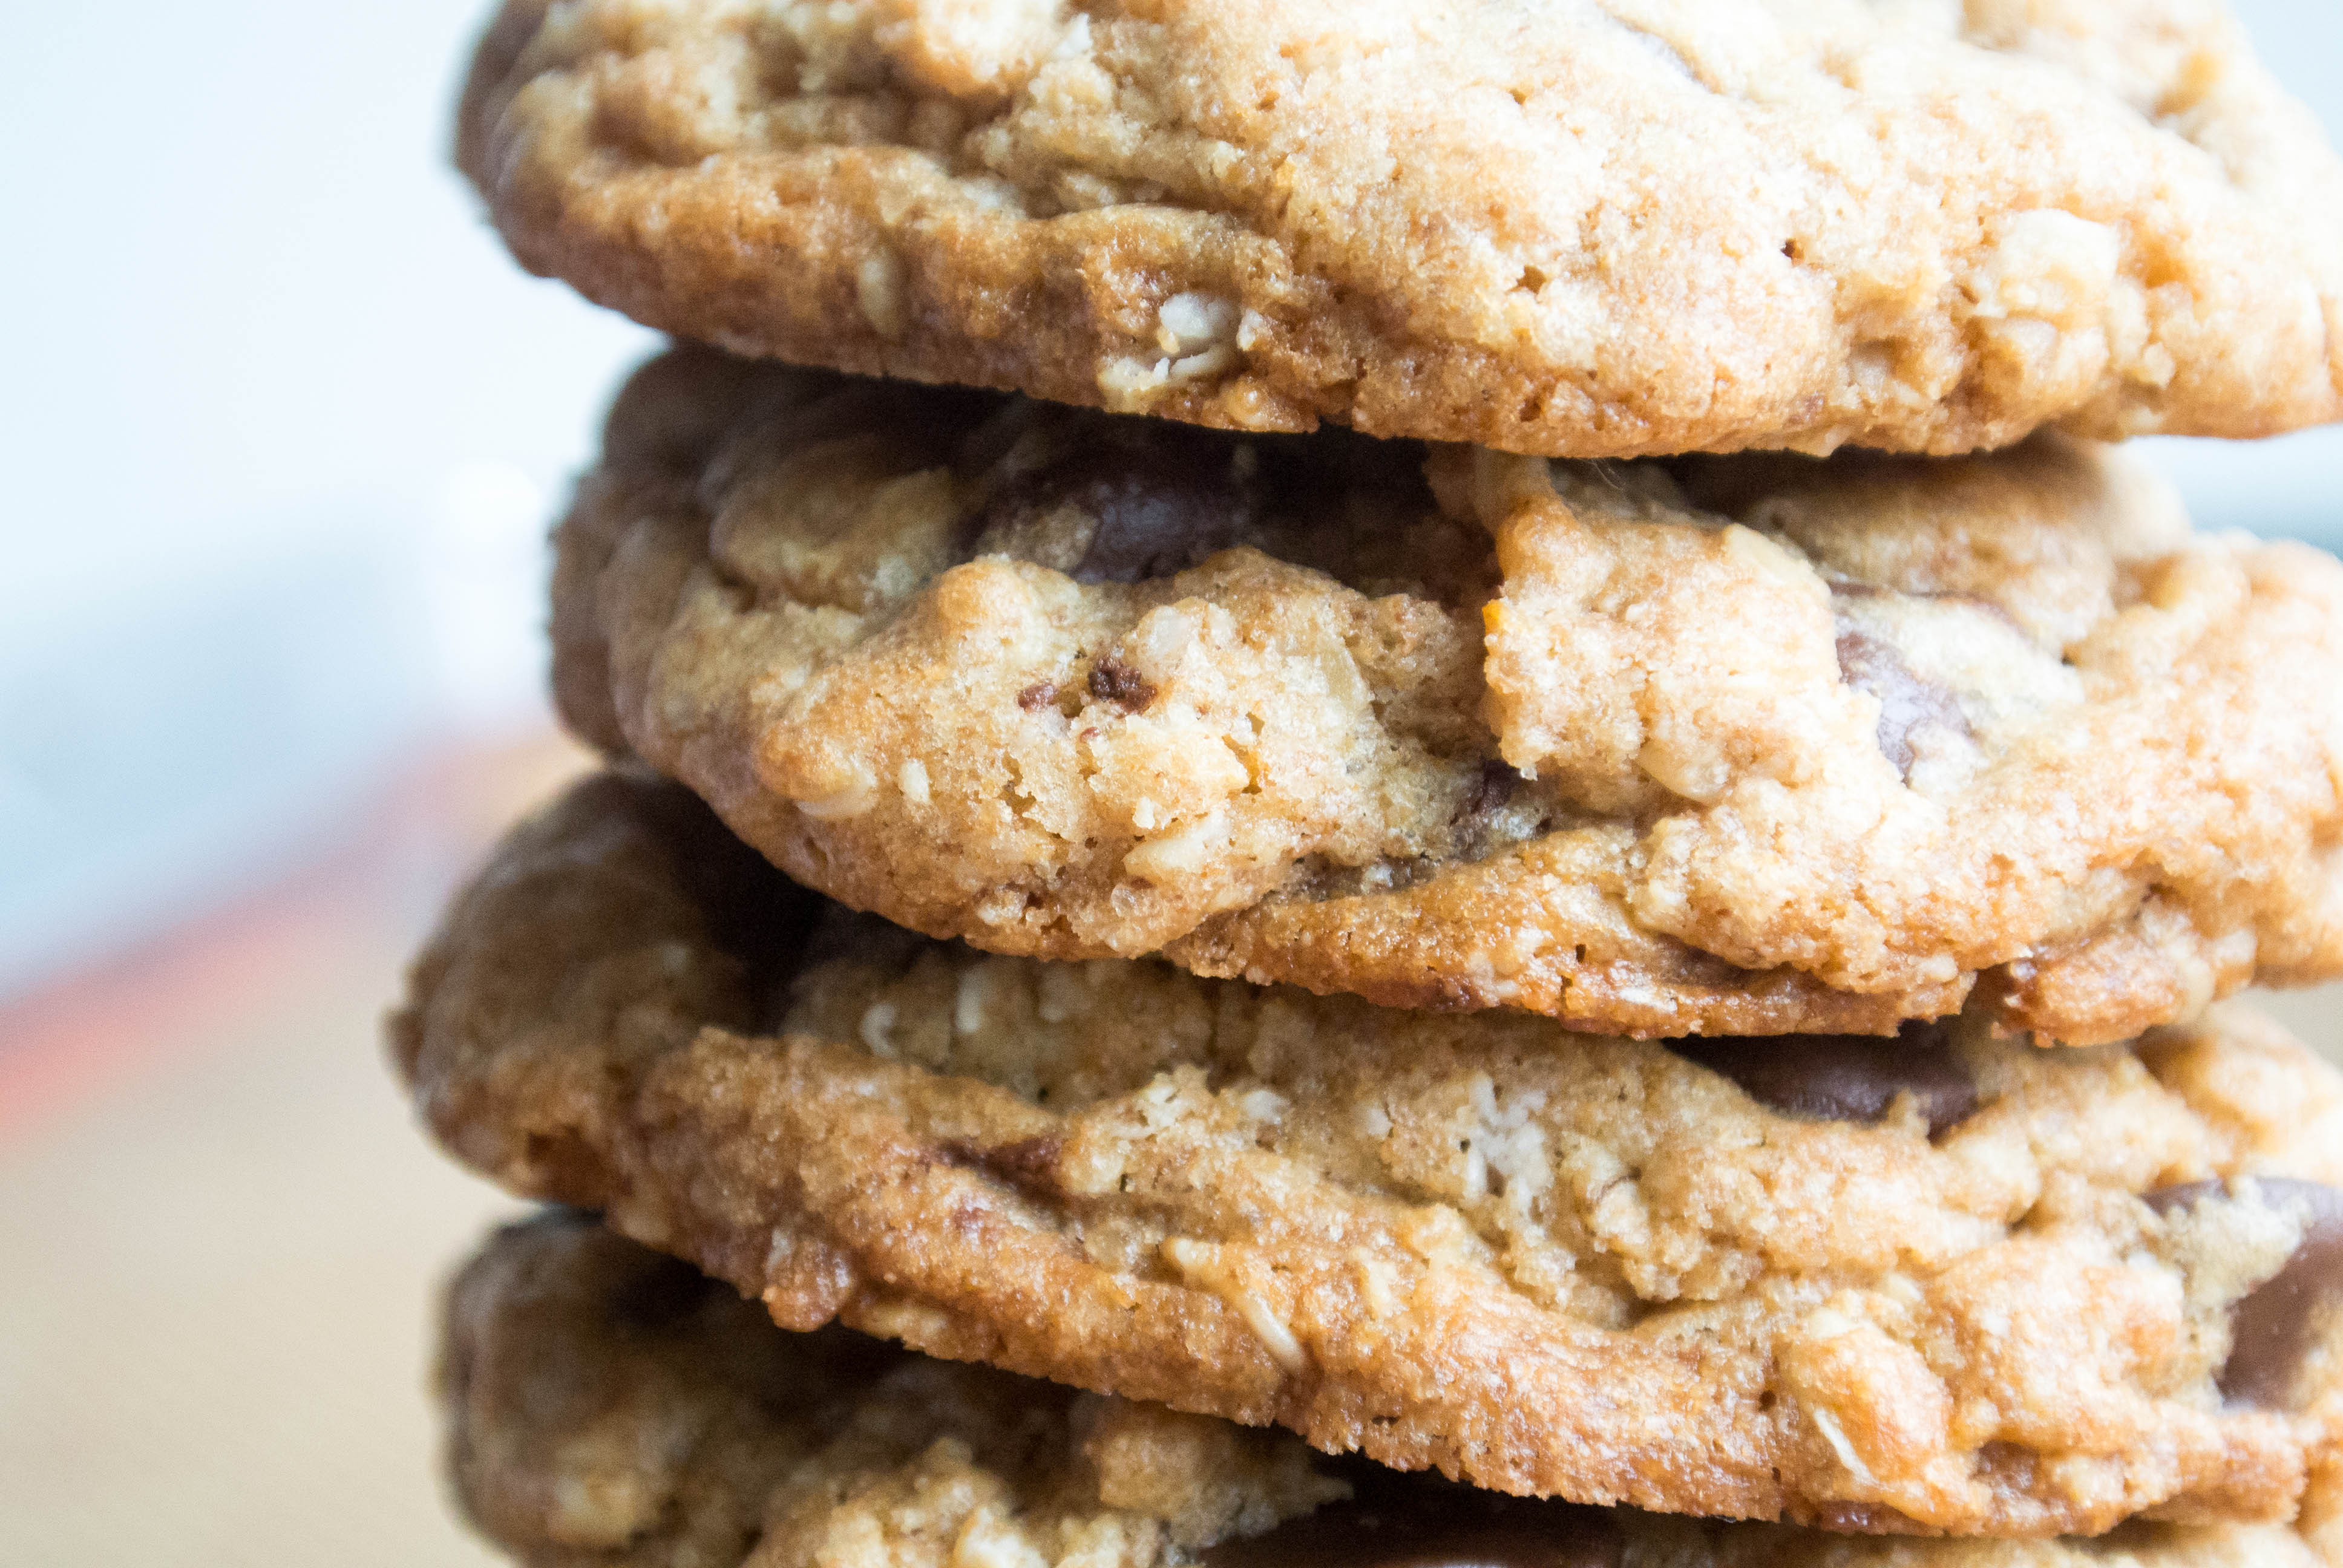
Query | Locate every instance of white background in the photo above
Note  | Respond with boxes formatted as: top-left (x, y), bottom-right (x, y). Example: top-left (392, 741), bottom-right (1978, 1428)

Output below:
top-left (1, 0), bottom-right (2338, 993)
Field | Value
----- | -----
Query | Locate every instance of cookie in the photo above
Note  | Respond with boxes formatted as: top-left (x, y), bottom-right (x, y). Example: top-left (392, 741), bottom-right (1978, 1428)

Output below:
top-left (552, 348), bottom-right (2343, 1042)
top-left (393, 774), bottom-right (2343, 1535)
top-left (441, 1209), bottom-right (2343, 1568)
top-left (442, 1209), bottom-right (1348, 1568)
top-left (456, 0), bottom-right (2343, 457)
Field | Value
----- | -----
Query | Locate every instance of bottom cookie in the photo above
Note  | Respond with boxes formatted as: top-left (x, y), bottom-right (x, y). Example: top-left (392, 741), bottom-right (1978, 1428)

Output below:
top-left (442, 1212), bottom-right (2341, 1568)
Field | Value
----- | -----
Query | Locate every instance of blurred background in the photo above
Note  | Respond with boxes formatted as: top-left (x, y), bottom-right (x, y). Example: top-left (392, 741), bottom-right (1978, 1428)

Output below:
top-left (2, 2), bottom-right (2340, 1561)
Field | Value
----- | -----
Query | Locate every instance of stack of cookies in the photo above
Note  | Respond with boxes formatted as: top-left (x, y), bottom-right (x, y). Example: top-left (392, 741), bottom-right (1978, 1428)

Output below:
top-left (400, 2), bottom-right (2343, 1563)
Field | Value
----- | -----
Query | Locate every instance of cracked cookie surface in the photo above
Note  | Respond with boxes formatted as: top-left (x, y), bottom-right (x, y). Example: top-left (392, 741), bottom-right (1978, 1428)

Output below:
top-left (441, 1210), bottom-right (2343, 1568)
top-left (457, 0), bottom-right (2343, 456)
top-left (395, 774), bottom-right (2343, 1535)
top-left (554, 348), bottom-right (2343, 1041)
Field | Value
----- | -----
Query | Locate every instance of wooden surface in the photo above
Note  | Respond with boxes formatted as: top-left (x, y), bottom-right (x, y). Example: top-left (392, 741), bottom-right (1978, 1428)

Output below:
top-left (0, 731), bottom-right (2335, 1563)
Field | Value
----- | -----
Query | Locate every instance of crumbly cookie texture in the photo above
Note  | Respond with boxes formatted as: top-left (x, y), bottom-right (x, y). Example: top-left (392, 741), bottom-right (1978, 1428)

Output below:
top-left (456, 0), bottom-right (2343, 457)
top-left (553, 348), bottom-right (2343, 1042)
top-left (442, 1210), bottom-right (1345, 1568)
top-left (393, 774), bottom-right (2343, 1537)
top-left (442, 1210), bottom-right (2341, 1568)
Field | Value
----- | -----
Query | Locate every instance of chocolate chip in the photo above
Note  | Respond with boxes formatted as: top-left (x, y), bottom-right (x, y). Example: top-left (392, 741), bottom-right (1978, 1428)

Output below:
top-left (2145, 1177), bottom-right (2343, 1408)
top-left (933, 1136), bottom-right (1065, 1204)
top-left (965, 431), bottom-right (1254, 583)
top-left (1206, 1470), bottom-right (1619, 1568)
top-left (1671, 1022), bottom-right (1979, 1135)
top-left (1459, 759), bottom-right (1521, 820)
top-left (1422, 976), bottom-right (1488, 1013)
top-left (1087, 657), bottom-right (1158, 711)
top-left (2144, 1180), bottom-right (2223, 1215)
top-left (1833, 625), bottom-right (1971, 783)
top-left (1017, 681), bottom-right (1058, 711)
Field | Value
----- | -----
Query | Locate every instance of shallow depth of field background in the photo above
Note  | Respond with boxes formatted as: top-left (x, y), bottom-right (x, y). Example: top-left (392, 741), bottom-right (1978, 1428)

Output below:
top-left (1, 2), bottom-right (2339, 1561)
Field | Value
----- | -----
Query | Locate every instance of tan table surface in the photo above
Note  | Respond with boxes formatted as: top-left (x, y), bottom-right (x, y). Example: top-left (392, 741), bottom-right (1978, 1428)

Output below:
top-left (1, 733), bottom-right (2336, 1563)
top-left (0, 737), bottom-right (582, 1565)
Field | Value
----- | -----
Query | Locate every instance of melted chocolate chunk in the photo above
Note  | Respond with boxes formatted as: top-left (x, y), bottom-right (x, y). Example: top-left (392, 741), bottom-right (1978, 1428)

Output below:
top-left (1087, 657), bottom-right (1159, 711)
top-left (1671, 1022), bottom-right (1979, 1135)
top-left (1423, 975), bottom-right (1490, 1013)
top-left (1459, 759), bottom-right (1522, 820)
top-left (1017, 681), bottom-right (1058, 711)
top-left (2145, 1177), bottom-right (2343, 1408)
top-left (932, 1136), bottom-right (1066, 1203)
top-left (1833, 625), bottom-right (1971, 782)
top-left (1206, 1470), bottom-right (1619, 1568)
top-left (966, 432), bottom-right (1254, 583)
top-left (2144, 1180), bottom-right (2223, 1215)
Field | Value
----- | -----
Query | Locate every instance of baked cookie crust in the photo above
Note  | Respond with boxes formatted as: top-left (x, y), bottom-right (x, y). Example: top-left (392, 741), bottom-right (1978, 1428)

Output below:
top-left (456, 0), bottom-right (2343, 457)
top-left (554, 348), bottom-right (2343, 1042)
top-left (440, 1210), bottom-right (2343, 1568)
top-left (394, 774), bottom-right (2343, 1536)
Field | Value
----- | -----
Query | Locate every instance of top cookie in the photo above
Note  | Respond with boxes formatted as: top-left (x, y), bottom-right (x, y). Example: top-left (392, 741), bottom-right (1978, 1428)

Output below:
top-left (458, 0), bottom-right (2343, 457)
